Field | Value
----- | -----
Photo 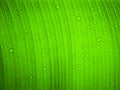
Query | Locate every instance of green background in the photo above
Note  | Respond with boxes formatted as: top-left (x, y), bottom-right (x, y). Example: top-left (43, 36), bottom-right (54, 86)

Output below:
top-left (0, 0), bottom-right (120, 90)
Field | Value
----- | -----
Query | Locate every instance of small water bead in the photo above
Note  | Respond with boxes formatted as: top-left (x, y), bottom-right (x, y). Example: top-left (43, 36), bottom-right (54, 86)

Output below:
top-left (8, 15), bottom-right (11, 18)
top-left (8, 18), bottom-right (12, 22)
top-left (35, 3), bottom-right (39, 8)
top-left (81, 60), bottom-right (84, 63)
top-left (85, 44), bottom-right (88, 47)
top-left (56, 5), bottom-right (60, 10)
top-left (94, 21), bottom-right (97, 25)
top-left (98, 9), bottom-right (101, 12)
top-left (112, 83), bottom-right (115, 86)
top-left (15, 7), bottom-right (18, 10)
top-left (1, 45), bottom-right (3, 48)
top-left (101, 7), bottom-right (104, 10)
top-left (80, 45), bottom-right (83, 49)
top-left (9, 49), bottom-right (14, 53)
top-left (9, 10), bottom-right (12, 13)
top-left (87, 25), bottom-right (91, 29)
top-left (114, 9), bottom-right (117, 13)
top-left (25, 86), bottom-right (28, 89)
top-left (13, 85), bottom-right (17, 88)
top-left (43, 67), bottom-right (47, 71)
top-left (89, 16), bottom-right (93, 20)
top-left (102, 15), bottom-right (106, 18)
top-left (96, 12), bottom-right (99, 16)
top-left (114, 24), bottom-right (118, 28)
top-left (81, 54), bottom-right (85, 58)
top-left (19, 10), bottom-right (23, 14)
top-left (97, 38), bottom-right (102, 42)
top-left (25, 30), bottom-right (28, 34)
top-left (77, 16), bottom-right (80, 21)
top-left (105, 49), bottom-right (109, 52)
top-left (17, 54), bottom-right (20, 57)
top-left (30, 75), bottom-right (33, 79)
top-left (12, 36), bottom-right (15, 40)
top-left (90, 7), bottom-right (94, 11)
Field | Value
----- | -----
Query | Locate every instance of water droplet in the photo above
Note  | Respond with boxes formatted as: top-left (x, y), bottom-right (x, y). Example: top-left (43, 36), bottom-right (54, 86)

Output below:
top-left (8, 18), bottom-right (12, 22)
top-left (97, 38), bottom-right (102, 42)
top-left (81, 54), bottom-right (85, 58)
top-left (56, 5), bottom-right (60, 9)
top-left (87, 25), bottom-right (91, 29)
top-left (103, 15), bottom-right (106, 18)
top-left (1, 45), bottom-right (3, 48)
top-left (19, 10), bottom-right (23, 14)
top-left (12, 36), bottom-right (15, 40)
top-left (15, 7), bottom-right (18, 10)
top-left (78, 64), bottom-right (80, 67)
top-left (25, 86), bottom-right (28, 89)
top-left (9, 49), bottom-right (14, 53)
top-left (10, 10), bottom-right (12, 13)
top-left (81, 60), bottom-right (84, 63)
top-left (30, 75), bottom-right (33, 79)
top-left (96, 13), bottom-right (99, 16)
top-left (89, 16), bottom-right (93, 20)
top-left (37, 81), bottom-right (40, 85)
top-left (35, 3), bottom-right (39, 8)
top-left (8, 15), bottom-right (11, 18)
top-left (13, 85), bottom-right (17, 87)
top-left (91, 7), bottom-right (94, 10)
top-left (114, 24), bottom-right (118, 28)
top-left (43, 67), bottom-right (47, 71)
top-left (80, 45), bottom-right (83, 49)
top-left (94, 21), bottom-right (97, 24)
top-left (25, 30), bottom-right (28, 33)
top-left (17, 54), bottom-right (20, 57)
top-left (98, 9), bottom-right (101, 12)
top-left (105, 49), bottom-right (109, 52)
top-left (112, 83), bottom-right (114, 85)
top-left (85, 44), bottom-right (88, 47)
top-left (77, 16), bottom-right (80, 21)
top-left (101, 7), bottom-right (104, 10)
top-left (114, 9), bottom-right (117, 13)
top-left (15, 12), bottom-right (19, 15)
